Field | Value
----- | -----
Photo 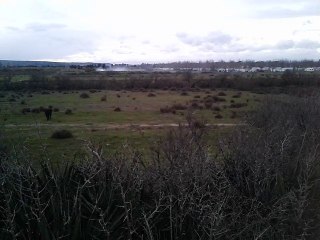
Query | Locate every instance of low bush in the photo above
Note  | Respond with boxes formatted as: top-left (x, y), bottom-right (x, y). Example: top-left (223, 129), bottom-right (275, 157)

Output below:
top-left (51, 129), bottom-right (73, 139)
top-left (80, 92), bottom-right (90, 98)
top-left (147, 93), bottom-right (156, 97)
top-left (217, 91), bottom-right (226, 96)
top-left (114, 107), bottom-right (121, 112)
top-left (229, 103), bottom-right (247, 108)
top-left (65, 109), bottom-right (72, 114)
top-left (100, 95), bottom-right (107, 101)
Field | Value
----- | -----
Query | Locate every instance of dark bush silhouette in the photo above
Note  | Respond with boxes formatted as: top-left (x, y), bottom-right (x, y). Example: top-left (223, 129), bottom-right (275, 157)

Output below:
top-left (51, 129), bottom-right (73, 139)
top-left (80, 92), bottom-right (90, 98)
top-left (100, 95), bottom-right (107, 101)
top-left (147, 93), bottom-right (156, 97)
top-left (65, 109), bottom-right (72, 114)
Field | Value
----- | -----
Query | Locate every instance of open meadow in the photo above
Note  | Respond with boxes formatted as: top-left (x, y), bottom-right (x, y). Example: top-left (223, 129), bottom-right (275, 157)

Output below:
top-left (1, 86), bottom-right (262, 162)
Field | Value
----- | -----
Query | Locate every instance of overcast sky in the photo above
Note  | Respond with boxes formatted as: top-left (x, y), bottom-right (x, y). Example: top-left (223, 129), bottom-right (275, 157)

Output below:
top-left (0, 0), bottom-right (319, 63)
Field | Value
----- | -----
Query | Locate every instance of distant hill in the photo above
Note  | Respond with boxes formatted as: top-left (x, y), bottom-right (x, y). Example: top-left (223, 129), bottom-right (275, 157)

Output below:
top-left (0, 60), bottom-right (108, 68)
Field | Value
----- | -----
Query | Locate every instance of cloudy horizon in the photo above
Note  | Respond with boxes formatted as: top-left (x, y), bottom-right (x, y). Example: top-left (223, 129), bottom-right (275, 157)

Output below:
top-left (0, 0), bottom-right (319, 63)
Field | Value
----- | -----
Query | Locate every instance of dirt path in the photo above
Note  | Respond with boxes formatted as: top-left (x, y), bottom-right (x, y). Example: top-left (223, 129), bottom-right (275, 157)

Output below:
top-left (3, 122), bottom-right (245, 130)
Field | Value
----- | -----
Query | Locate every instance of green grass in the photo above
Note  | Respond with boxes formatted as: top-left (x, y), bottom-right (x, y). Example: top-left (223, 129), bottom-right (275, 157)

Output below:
top-left (1, 89), bottom-right (262, 163)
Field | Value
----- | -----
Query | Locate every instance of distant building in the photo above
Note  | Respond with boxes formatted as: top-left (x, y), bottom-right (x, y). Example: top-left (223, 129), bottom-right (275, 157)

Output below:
top-left (305, 67), bottom-right (315, 72)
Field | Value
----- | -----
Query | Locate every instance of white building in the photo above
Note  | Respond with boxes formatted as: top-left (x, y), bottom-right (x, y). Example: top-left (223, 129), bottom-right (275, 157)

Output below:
top-left (305, 68), bottom-right (315, 72)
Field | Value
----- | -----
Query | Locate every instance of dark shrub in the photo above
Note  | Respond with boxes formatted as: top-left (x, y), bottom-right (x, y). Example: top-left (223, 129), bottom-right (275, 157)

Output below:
top-left (116, 94), bottom-right (121, 98)
top-left (204, 101), bottom-right (213, 109)
top-left (180, 92), bottom-right (189, 96)
top-left (8, 98), bottom-right (16, 102)
top-left (51, 129), bottom-right (73, 139)
top-left (232, 94), bottom-right (241, 98)
top-left (171, 103), bottom-right (187, 110)
top-left (20, 100), bottom-right (26, 105)
top-left (100, 95), bottom-right (107, 101)
top-left (89, 89), bottom-right (97, 93)
top-left (230, 103), bottom-right (247, 108)
top-left (80, 92), bottom-right (90, 98)
top-left (217, 91), bottom-right (226, 96)
top-left (114, 107), bottom-right (121, 112)
top-left (160, 106), bottom-right (176, 114)
top-left (147, 93), bottom-right (156, 97)
top-left (230, 111), bottom-right (237, 118)
top-left (191, 102), bottom-right (200, 108)
top-left (65, 109), bottom-right (72, 114)
top-left (21, 108), bottom-right (31, 114)
top-left (213, 106), bottom-right (221, 111)
top-left (31, 108), bottom-right (40, 113)
top-left (212, 96), bottom-right (226, 102)
top-left (215, 114), bottom-right (223, 119)
top-left (194, 95), bottom-right (201, 98)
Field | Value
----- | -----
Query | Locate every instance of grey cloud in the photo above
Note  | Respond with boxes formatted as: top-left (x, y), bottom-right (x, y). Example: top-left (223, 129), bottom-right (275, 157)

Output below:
top-left (0, 25), bottom-right (97, 60)
top-left (295, 40), bottom-right (320, 49)
top-left (189, 37), bottom-right (320, 54)
top-left (275, 40), bottom-right (295, 49)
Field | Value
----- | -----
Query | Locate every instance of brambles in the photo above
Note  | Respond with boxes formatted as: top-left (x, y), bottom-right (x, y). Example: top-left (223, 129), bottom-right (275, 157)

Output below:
top-left (51, 129), bottom-right (73, 139)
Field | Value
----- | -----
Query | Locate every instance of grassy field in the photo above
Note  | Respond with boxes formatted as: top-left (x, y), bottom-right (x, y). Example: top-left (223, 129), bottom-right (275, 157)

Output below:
top-left (1, 88), bottom-right (262, 162)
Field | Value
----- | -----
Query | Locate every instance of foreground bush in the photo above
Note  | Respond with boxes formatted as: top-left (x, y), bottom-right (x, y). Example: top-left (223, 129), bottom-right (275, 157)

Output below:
top-left (1, 97), bottom-right (320, 239)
